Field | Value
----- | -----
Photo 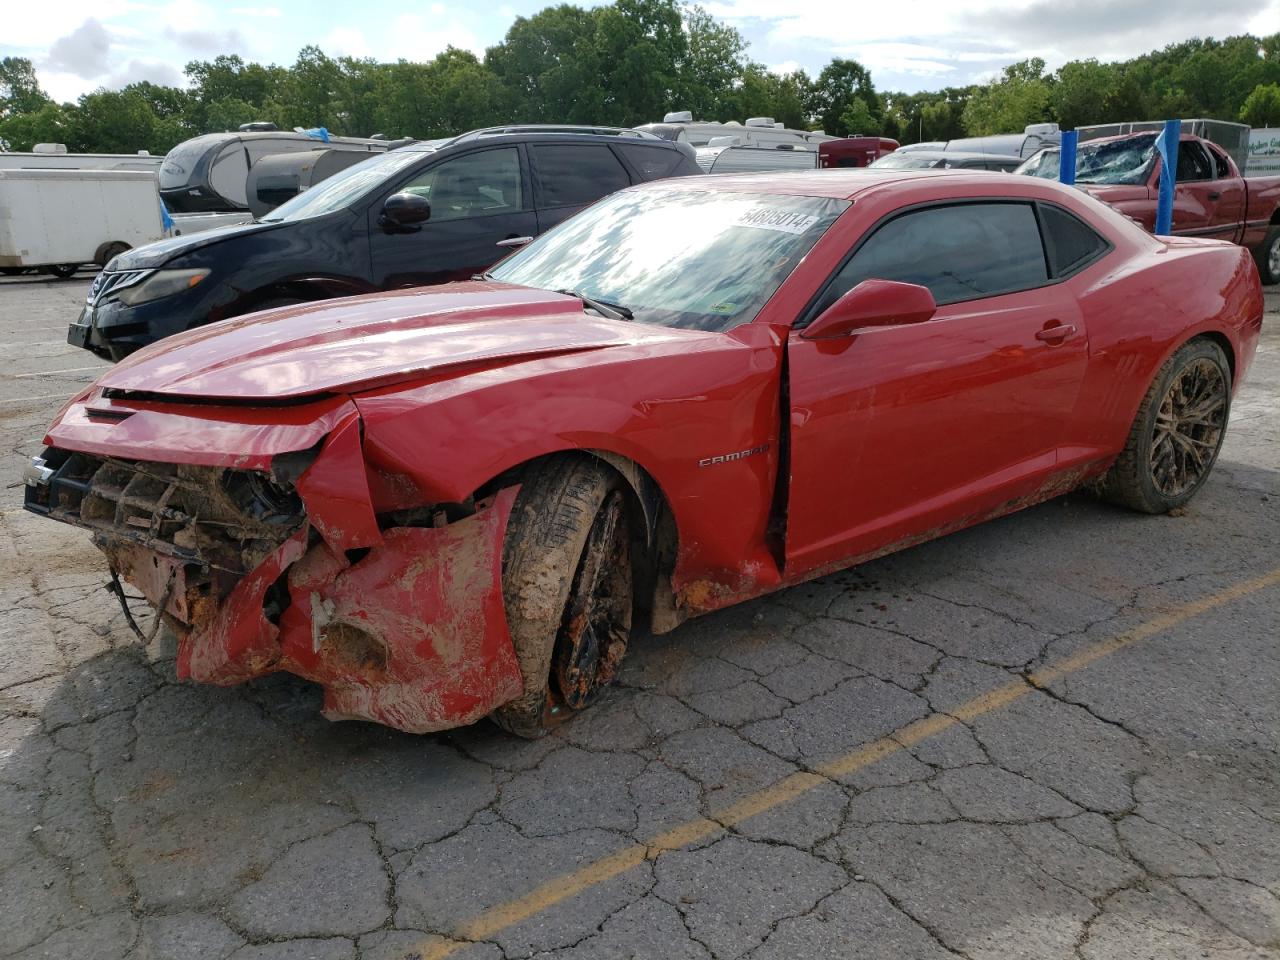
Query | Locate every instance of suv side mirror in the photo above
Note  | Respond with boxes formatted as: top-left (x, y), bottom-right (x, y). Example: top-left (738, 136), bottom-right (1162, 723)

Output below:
top-left (800, 279), bottom-right (936, 340)
top-left (380, 192), bottom-right (431, 231)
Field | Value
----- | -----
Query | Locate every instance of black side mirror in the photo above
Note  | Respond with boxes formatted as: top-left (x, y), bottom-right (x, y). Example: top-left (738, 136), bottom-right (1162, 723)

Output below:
top-left (380, 192), bottom-right (431, 232)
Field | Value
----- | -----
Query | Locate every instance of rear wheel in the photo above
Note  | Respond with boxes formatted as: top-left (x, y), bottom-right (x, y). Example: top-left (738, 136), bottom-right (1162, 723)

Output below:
top-left (1254, 227), bottom-right (1280, 286)
top-left (1097, 338), bottom-right (1230, 514)
top-left (96, 242), bottom-right (130, 266)
top-left (493, 458), bottom-right (634, 738)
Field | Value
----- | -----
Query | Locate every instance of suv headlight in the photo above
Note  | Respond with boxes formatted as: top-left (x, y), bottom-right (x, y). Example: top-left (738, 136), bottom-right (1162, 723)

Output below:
top-left (117, 268), bottom-right (210, 306)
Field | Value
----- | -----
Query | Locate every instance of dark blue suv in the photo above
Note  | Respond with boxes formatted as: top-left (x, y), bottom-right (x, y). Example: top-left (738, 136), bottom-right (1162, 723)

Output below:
top-left (70, 126), bottom-right (699, 360)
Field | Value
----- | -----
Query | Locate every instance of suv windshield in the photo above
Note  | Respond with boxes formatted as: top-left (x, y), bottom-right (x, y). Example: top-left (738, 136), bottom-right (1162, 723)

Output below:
top-left (1074, 134), bottom-right (1157, 185)
top-left (1015, 149), bottom-right (1060, 178)
top-left (260, 148), bottom-right (430, 222)
top-left (490, 187), bottom-right (848, 331)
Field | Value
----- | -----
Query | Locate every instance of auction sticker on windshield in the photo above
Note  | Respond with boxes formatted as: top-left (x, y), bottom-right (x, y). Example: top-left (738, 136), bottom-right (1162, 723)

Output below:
top-left (736, 209), bottom-right (821, 234)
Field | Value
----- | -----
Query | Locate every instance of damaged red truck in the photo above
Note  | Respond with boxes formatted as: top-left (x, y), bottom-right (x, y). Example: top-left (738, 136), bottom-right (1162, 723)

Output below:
top-left (24, 170), bottom-right (1263, 737)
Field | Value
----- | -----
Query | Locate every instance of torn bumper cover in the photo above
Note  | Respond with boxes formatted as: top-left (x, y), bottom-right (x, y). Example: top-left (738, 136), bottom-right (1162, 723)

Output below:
top-left (23, 407), bottom-right (523, 734)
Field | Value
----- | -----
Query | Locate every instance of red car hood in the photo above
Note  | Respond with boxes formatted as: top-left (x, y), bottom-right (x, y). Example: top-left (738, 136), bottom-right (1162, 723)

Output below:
top-left (100, 282), bottom-right (679, 401)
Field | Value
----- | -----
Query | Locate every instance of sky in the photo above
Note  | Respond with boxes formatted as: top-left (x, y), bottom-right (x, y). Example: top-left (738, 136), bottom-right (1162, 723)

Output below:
top-left (5, 0), bottom-right (1280, 106)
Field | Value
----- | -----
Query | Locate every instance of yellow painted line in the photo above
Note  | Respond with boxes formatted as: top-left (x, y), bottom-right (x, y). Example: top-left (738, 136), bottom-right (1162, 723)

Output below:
top-left (411, 568), bottom-right (1280, 959)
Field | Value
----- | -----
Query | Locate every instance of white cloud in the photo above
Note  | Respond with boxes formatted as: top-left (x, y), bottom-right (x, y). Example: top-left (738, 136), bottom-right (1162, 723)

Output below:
top-left (380, 13), bottom-right (483, 61)
top-left (768, 59), bottom-right (801, 74)
top-left (706, 0), bottom-right (1280, 85)
top-left (44, 18), bottom-right (112, 78)
top-left (231, 5), bottom-right (282, 15)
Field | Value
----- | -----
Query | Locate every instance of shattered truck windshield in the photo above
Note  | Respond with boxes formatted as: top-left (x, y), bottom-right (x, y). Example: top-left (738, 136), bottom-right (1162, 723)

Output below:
top-left (1074, 134), bottom-right (1158, 185)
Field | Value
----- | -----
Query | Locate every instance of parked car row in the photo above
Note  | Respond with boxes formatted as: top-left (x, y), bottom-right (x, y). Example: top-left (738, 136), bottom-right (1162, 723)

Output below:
top-left (70, 126), bottom-right (699, 359)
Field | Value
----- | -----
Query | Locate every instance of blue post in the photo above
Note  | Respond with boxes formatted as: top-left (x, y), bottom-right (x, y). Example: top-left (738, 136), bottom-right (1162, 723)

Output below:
top-left (1058, 130), bottom-right (1078, 185)
top-left (1153, 119), bottom-right (1180, 236)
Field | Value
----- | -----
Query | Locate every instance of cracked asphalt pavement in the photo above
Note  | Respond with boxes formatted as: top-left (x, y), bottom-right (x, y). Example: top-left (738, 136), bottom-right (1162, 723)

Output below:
top-left (1, 273), bottom-right (1277, 960)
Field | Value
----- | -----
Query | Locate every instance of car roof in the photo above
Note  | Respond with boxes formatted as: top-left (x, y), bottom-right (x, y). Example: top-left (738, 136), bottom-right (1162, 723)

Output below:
top-left (630, 168), bottom-right (1059, 200)
top-left (392, 129), bottom-right (689, 159)
top-left (904, 150), bottom-right (1020, 162)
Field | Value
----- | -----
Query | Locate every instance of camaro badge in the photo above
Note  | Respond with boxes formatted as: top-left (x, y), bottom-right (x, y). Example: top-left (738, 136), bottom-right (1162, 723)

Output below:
top-left (698, 443), bottom-right (771, 468)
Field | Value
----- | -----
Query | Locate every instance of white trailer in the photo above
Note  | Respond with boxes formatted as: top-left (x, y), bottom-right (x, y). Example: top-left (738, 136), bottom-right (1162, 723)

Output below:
top-left (0, 169), bottom-right (163, 276)
top-left (0, 143), bottom-right (162, 173)
top-left (695, 143), bottom-right (820, 174)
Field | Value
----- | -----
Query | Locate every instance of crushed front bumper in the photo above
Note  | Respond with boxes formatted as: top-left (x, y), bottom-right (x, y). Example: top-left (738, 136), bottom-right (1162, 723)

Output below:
top-left (24, 410), bottom-right (524, 734)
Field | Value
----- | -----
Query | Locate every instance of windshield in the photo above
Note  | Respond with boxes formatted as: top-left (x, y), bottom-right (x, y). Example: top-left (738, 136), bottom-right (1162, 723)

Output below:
top-left (261, 148), bottom-right (429, 222)
top-left (1075, 134), bottom-right (1156, 185)
top-left (870, 153), bottom-right (942, 169)
top-left (490, 187), bottom-right (848, 332)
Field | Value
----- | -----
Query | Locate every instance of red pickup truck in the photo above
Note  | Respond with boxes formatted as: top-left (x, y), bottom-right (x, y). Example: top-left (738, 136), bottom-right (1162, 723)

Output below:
top-left (1051, 132), bottom-right (1280, 283)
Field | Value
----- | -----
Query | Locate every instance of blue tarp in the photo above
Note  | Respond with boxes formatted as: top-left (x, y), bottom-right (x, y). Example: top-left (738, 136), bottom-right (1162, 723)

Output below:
top-left (1154, 120), bottom-right (1181, 236)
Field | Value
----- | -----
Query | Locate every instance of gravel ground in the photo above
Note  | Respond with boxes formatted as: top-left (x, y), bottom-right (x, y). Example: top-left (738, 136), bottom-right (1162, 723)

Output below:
top-left (1, 273), bottom-right (1277, 960)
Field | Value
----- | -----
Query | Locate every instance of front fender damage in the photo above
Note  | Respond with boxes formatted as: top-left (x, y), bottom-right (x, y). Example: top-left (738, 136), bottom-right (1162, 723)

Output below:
top-left (72, 406), bottom-right (524, 734)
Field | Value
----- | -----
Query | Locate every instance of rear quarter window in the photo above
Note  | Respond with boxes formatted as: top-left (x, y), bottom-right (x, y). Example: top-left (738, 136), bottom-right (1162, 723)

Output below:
top-left (531, 143), bottom-right (631, 208)
top-left (1038, 204), bottom-right (1111, 277)
top-left (617, 143), bottom-right (685, 180)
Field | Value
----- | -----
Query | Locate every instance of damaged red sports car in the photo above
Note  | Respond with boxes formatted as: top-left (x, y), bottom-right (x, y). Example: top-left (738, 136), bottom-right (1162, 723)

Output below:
top-left (24, 170), bottom-right (1263, 737)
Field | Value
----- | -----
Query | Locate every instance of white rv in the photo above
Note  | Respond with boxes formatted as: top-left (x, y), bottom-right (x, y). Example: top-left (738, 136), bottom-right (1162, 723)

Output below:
top-left (634, 112), bottom-right (834, 150)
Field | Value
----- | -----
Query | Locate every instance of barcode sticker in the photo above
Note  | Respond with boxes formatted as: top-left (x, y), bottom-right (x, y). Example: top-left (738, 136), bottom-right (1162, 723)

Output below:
top-left (735, 209), bottom-right (820, 235)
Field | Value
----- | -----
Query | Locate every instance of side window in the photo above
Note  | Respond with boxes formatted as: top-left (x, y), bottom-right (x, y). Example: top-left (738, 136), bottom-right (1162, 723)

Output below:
top-left (617, 144), bottom-right (684, 180)
top-left (531, 144), bottom-right (630, 208)
top-left (1176, 142), bottom-right (1213, 182)
top-left (395, 147), bottom-right (523, 222)
top-left (1037, 204), bottom-right (1110, 277)
top-left (1207, 146), bottom-right (1231, 180)
top-left (819, 202), bottom-right (1048, 311)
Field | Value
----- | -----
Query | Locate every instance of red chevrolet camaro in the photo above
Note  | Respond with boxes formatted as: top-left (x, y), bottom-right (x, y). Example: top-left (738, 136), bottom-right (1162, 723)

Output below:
top-left (24, 170), bottom-right (1263, 737)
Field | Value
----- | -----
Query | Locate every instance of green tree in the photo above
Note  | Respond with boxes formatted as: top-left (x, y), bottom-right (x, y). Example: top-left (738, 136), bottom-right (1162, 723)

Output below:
top-left (730, 64), bottom-right (811, 130)
top-left (961, 57), bottom-right (1053, 136)
top-left (1241, 82), bottom-right (1280, 126)
top-left (594, 0), bottom-right (687, 125)
top-left (485, 5), bottom-right (603, 123)
top-left (203, 96), bottom-right (260, 132)
top-left (184, 54), bottom-right (286, 131)
top-left (278, 45), bottom-right (344, 129)
top-left (839, 99), bottom-right (876, 135)
top-left (673, 5), bottom-right (747, 119)
top-left (68, 89), bottom-right (159, 153)
top-left (809, 58), bottom-right (880, 136)
top-left (0, 57), bottom-right (49, 119)
top-left (0, 100), bottom-right (71, 151)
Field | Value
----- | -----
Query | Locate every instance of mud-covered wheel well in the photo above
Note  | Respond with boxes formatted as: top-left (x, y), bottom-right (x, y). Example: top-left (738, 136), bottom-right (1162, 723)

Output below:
top-left (476, 451), bottom-right (684, 635)
top-left (1193, 332), bottom-right (1235, 383)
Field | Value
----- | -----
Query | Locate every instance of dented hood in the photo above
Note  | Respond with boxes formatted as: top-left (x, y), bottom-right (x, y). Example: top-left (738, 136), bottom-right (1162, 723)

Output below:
top-left (98, 282), bottom-right (670, 401)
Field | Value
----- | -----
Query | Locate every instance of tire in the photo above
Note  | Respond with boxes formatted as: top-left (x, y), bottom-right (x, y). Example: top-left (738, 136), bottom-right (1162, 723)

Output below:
top-left (493, 457), bottom-right (634, 738)
top-left (1097, 338), bottom-right (1231, 514)
top-left (1254, 227), bottom-right (1280, 286)
top-left (96, 242), bottom-right (130, 267)
top-left (45, 263), bottom-right (79, 279)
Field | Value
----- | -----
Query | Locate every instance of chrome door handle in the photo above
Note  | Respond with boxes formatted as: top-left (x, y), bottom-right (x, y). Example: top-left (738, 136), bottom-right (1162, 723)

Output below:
top-left (496, 236), bottom-right (533, 248)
